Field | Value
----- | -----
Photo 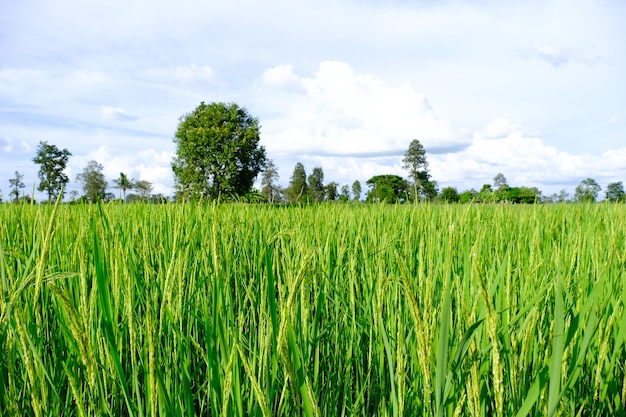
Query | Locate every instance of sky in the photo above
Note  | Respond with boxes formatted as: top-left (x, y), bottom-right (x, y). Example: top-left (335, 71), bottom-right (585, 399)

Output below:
top-left (1, 0), bottom-right (625, 201)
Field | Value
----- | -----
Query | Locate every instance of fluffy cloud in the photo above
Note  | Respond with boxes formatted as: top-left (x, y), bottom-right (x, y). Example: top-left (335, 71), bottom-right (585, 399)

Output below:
top-left (430, 118), bottom-right (626, 193)
top-left (261, 61), bottom-right (459, 158)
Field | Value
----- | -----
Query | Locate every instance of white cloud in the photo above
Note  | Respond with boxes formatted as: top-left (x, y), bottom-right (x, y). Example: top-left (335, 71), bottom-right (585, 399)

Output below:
top-left (430, 118), bottom-right (626, 193)
top-left (261, 61), bottom-right (459, 158)
top-left (100, 106), bottom-right (137, 121)
top-left (69, 146), bottom-right (175, 196)
top-left (261, 65), bottom-right (298, 86)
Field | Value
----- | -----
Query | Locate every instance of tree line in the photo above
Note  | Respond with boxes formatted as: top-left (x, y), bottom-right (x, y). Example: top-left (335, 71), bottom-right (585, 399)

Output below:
top-left (2, 141), bottom-right (161, 204)
top-left (2, 101), bottom-right (625, 204)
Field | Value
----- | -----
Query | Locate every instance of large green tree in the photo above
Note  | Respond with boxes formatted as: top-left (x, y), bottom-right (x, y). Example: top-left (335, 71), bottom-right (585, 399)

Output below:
top-left (32, 141), bottom-right (72, 202)
top-left (76, 160), bottom-right (108, 203)
top-left (366, 175), bottom-right (410, 203)
top-left (285, 163), bottom-right (308, 203)
top-left (172, 102), bottom-right (266, 200)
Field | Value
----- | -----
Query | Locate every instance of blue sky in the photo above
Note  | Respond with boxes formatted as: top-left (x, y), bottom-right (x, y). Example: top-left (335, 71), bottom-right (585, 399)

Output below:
top-left (1, 0), bottom-right (625, 200)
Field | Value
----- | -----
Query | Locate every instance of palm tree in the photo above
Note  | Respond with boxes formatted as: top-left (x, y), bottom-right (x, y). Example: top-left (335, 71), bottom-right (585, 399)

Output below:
top-left (113, 172), bottom-right (135, 202)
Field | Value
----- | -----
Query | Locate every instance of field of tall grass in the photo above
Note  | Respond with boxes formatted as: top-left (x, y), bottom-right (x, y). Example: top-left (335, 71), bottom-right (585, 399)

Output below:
top-left (0, 202), bottom-right (625, 416)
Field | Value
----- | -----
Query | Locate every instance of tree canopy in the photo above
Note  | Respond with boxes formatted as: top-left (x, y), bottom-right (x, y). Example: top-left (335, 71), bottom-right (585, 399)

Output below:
top-left (260, 159), bottom-right (281, 203)
top-left (605, 181), bottom-right (625, 202)
top-left (9, 171), bottom-right (25, 202)
top-left (402, 139), bottom-right (437, 201)
top-left (113, 173), bottom-right (135, 201)
top-left (575, 178), bottom-right (601, 202)
top-left (32, 141), bottom-right (72, 202)
top-left (76, 161), bottom-right (108, 203)
top-left (172, 102), bottom-right (266, 201)
top-left (307, 167), bottom-right (325, 202)
top-left (366, 175), bottom-right (410, 204)
top-left (285, 163), bottom-right (308, 203)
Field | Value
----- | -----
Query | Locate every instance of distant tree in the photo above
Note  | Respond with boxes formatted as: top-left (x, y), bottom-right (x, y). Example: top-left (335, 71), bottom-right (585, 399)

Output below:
top-left (516, 187), bottom-right (542, 204)
top-left (459, 189), bottom-right (477, 203)
top-left (285, 163), bottom-right (308, 203)
top-left (339, 184), bottom-right (350, 202)
top-left (351, 180), bottom-right (362, 201)
top-left (149, 193), bottom-right (169, 204)
top-left (135, 180), bottom-right (154, 200)
top-left (478, 184), bottom-right (495, 203)
top-left (308, 167), bottom-right (325, 202)
top-left (172, 101), bottom-right (266, 201)
top-left (421, 179), bottom-right (439, 201)
top-left (260, 159), bottom-right (281, 203)
top-left (325, 182), bottom-right (338, 201)
top-left (69, 190), bottom-right (79, 202)
top-left (32, 141), bottom-right (72, 202)
top-left (104, 192), bottom-right (116, 203)
top-left (493, 173), bottom-right (508, 191)
top-left (574, 178), bottom-right (601, 202)
top-left (402, 139), bottom-right (435, 201)
top-left (440, 186), bottom-right (460, 203)
top-left (557, 189), bottom-right (570, 203)
top-left (9, 171), bottom-right (25, 202)
top-left (76, 161), bottom-right (108, 203)
top-left (113, 172), bottom-right (135, 201)
top-left (605, 181), bottom-right (625, 202)
top-left (366, 175), bottom-right (410, 204)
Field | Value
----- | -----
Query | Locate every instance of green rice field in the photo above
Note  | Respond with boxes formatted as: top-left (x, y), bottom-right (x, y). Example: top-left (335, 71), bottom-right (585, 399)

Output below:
top-left (0, 202), bottom-right (625, 416)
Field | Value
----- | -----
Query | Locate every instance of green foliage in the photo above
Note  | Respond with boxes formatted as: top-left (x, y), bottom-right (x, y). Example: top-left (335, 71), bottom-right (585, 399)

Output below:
top-left (307, 167), bottom-right (325, 202)
top-left (365, 174), bottom-right (410, 203)
top-left (575, 178), bottom-right (601, 202)
top-left (605, 181), bottom-right (625, 203)
top-left (402, 139), bottom-right (428, 183)
top-left (76, 160), bottom-right (108, 203)
top-left (339, 184), bottom-right (350, 202)
top-left (403, 139), bottom-right (436, 201)
top-left (325, 182), bottom-right (338, 201)
top-left (112, 173), bottom-right (135, 201)
top-left (351, 180), bottom-right (362, 201)
top-left (495, 185), bottom-right (541, 204)
top-left (260, 159), bottom-right (281, 203)
top-left (459, 189), bottom-right (477, 203)
top-left (0, 203), bottom-right (625, 415)
top-left (134, 180), bottom-right (153, 200)
top-left (8, 171), bottom-right (25, 202)
top-left (285, 162), bottom-right (308, 203)
top-left (172, 102), bottom-right (266, 201)
top-left (32, 141), bottom-right (72, 202)
top-left (440, 186), bottom-right (460, 203)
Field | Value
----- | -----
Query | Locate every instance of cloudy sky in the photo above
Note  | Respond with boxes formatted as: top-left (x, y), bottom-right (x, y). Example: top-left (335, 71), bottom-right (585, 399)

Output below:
top-left (1, 0), bottom-right (625, 200)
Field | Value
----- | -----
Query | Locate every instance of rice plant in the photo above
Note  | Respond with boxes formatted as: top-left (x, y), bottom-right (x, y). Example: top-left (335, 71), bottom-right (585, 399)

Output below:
top-left (0, 201), bottom-right (624, 416)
